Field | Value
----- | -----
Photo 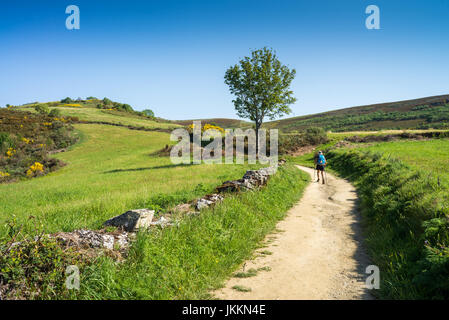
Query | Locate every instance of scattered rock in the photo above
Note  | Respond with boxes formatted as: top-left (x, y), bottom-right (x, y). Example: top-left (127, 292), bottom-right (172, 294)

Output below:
top-left (171, 203), bottom-right (193, 214)
top-left (150, 216), bottom-right (173, 228)
top-left (53, 229), bottom-right (129, 250)
top-left (103, 209), bottom-right (155, 232)
top-left (195, 193), bottom-right (224, 210)
top-left (278, 158), bottom-right (287, 166)
top-left (216, 166), bottom-right (277, 193)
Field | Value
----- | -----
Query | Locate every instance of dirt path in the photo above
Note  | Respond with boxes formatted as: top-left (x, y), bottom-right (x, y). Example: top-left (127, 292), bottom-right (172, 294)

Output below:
top-left (214, 165), bottom-right (373, 300)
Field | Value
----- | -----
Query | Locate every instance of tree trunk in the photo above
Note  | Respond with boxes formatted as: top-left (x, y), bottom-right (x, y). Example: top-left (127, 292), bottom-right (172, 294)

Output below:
top-left (255, 123), bottom-right (260, 156)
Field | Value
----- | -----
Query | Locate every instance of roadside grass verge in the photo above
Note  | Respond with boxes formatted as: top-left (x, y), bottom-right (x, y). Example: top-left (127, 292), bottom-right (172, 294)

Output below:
top-left (327, 148), bottom-right (449, 299)
top-left (72, 164), bottom-right (309, 299)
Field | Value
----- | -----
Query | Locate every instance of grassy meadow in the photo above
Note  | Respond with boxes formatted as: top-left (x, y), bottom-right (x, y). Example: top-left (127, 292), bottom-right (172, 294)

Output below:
top-left (360, 139), bottom-right (449, 187)
top-left (76, 164), bottom-right (309, 299)
top-left (0, 123), bottom-right (260, 237)
top-left (17, 105), bottom-right (180, 130)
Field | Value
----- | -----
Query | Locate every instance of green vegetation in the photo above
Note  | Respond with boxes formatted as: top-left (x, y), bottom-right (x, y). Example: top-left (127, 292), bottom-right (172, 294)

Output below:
top-left (265, 95), bottom-right (449, 132)
top-left (75, 164), bottom-right (306, 299)
top-left (15, 99), bottom-right (180, 131)
top-left (327, 143), bottom-right (449, 299)
top-left (361, 139), bottom-right (449, 187)
top-left (0, 109), bottom-right (78, 182)
top-left (1, 162), bottom-right (308, 299)
top-left (0, 219), bottom-right (90, 300)
top-left (225, 47), bottom-right (297, 151)
top-left (174, 118), bottom-right (251, 129)
top-left (0, 124), bottom-right (262, 237)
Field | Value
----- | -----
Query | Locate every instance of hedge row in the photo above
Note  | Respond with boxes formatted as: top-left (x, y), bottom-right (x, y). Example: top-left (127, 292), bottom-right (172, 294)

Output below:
top-left (328, 149), bottom-right (449, 299)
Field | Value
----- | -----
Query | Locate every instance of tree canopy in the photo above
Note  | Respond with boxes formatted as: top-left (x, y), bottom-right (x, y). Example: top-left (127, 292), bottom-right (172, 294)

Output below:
top-left (224, 47), bottom-right (297, 151)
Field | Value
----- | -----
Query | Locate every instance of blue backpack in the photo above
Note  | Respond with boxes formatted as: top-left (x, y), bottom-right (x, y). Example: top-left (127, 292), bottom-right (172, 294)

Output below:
top-left (318, 154), bottom-right (326, 165)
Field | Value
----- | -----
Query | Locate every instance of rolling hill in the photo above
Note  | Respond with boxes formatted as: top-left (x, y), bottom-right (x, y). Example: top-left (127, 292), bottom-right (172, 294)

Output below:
top-left (163, 94), bottom-right (449, 133)
top-left (265, 94), bottom-right (449, 132)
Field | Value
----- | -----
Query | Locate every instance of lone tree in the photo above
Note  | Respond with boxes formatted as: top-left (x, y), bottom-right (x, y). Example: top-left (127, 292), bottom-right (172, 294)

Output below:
top-left (224, 47), bottom-right (296, 152)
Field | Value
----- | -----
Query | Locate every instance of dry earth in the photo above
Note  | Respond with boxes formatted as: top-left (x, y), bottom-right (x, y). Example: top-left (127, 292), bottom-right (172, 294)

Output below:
top-left (214, 165), bottom-right (373, 300)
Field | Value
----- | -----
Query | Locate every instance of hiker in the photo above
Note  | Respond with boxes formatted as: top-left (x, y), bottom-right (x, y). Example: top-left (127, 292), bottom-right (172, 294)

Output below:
top-left (314, 150), bottom-right (327, 184)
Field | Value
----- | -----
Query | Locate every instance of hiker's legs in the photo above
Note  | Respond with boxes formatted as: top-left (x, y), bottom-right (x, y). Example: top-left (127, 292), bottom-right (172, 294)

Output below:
top-left (321, 170), bottom-right (325, 183)
top-left (316, 169), bottom-right (320, 181)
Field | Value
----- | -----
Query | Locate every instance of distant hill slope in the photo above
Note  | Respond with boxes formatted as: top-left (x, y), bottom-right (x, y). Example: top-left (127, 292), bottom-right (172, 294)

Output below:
top-left (173, 118), bottom-right (252, 129)
top-left (14, 99), bottom-right (181, 130)
top-left (265, 94), bottom-right (449, 132)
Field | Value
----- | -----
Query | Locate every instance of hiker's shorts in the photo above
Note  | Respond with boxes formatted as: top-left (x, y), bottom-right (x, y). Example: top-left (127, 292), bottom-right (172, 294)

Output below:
top-left (316, 165), bottom-right (325, 171)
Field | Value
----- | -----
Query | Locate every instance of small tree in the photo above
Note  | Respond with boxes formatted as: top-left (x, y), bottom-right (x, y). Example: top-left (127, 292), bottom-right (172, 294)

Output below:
top-left (35, 104), bottom-right (50, 115)
top-left (224, 47), bottom-right (297, 152)
top-left (142, 109), bottom-right (155, 117)
top-left (60, 97), bottom-right (73, 104)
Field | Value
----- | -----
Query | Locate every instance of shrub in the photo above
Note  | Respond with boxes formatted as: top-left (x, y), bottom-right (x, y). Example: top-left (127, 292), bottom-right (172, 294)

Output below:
top-left (303, 127), bottom-right (328, 145)
top-left (0, 218), bottom-right (89, 299)
top-left (0, 109), bottom-right (77, 182)
top-left (49, 109), bottom-right (61, 117)
top-left (34, 104), bottom-right (50, 115)
top-left (142, 109), bottom-right (155, 117)
top-left (60, 97), bottom-right (73, 104)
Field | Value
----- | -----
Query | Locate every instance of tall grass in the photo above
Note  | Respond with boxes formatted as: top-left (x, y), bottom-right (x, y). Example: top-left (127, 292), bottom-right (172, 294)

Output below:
top-left (0, 124), bottom-right (260, 237)
top-left (73, 164), bottom-right (309, 300)
top-left (328, 148), bottom-right (449, 299)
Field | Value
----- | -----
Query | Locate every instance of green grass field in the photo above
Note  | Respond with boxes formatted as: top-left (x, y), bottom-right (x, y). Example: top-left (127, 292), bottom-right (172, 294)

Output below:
top-left (76, 164), bottom-right (309, 300)
top-left (17, 105), bottom-right (181, 130)
top-left (324, 138), bottom-right (449, 299)
top-left (360, 139), bottom-right (449, 186)
top-left (0, 123), bottom-right (260, 237)
top-left (0, 116), bottom-right (310, 299)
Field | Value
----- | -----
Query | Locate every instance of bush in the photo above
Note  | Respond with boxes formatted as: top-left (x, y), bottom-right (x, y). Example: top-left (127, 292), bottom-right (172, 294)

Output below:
top-left (49, 109), bottom-right (61, 117)
top-left (60, 97), bottom-right (73, 104)
top-left (34, 104), bottom-right (50, 115)
top-left (0, 218), bottom-right (89, 299)
top-left (142, 109), bottom-right (155, 117)
top-left (0, 109), bottom-right (78, 182)
top-left (303, 127), bottom-right (328, 145)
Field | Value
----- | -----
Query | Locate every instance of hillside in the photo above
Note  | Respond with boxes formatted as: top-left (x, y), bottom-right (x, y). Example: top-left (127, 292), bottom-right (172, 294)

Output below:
top-left (265, 94), bottom-right (449, 132)
top-left (13, 98), bottom-right (182, 131)
top-left (173, 118), bottom-right (252, 129)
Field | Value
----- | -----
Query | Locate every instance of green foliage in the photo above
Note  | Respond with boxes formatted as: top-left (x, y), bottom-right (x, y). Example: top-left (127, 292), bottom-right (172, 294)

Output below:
top-left (267, 102), bottom-right (449, 133)
top-left (142, 109), bottom-right (155, 117)
top-left (34, 104), bottom-right (50, 115)
top-left (0, 109), bottom-right (78, 182)
top-left (224, 47), bottom-right (296, 141)
top-left (72, 164), bottom-right (308, 299)
top-left (49, 108), bottom-right (61, 117)
top-left (303, 127), bottom-right (328, 145)
top-left (60, 97), bottom-right (73, 104)
top-left (0, 218), bottom-right (88, 299)
top-left (328, 148), bottom-right (449, 299)
top-left (102, 97), bottom-right (113, 106)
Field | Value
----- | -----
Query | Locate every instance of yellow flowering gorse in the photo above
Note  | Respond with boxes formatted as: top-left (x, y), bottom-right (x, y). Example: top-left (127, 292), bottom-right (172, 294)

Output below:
top-left (0, 171), bottom-right (10, 178)
top-left (6, 148), bottom-right (16, 158)
top-left (26, 162), bottom-right (44, 176)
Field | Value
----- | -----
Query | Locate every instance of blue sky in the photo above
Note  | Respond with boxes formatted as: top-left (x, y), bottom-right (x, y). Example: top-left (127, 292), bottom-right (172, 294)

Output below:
top-left (1, 0), bottom-right (448, 120)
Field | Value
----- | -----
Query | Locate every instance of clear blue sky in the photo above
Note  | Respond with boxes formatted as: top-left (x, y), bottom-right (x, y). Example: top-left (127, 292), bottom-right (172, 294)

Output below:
top-left (1, 0), bottom-right (448, 120)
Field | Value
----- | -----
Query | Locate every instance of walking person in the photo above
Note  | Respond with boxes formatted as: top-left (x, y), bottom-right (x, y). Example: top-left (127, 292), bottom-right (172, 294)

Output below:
top-left (314, 150), bottom-right (327, 184)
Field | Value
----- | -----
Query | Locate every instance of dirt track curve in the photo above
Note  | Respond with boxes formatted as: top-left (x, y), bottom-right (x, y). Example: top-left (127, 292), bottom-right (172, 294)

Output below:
top-left (214, 165), bottom-right (373, 300)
